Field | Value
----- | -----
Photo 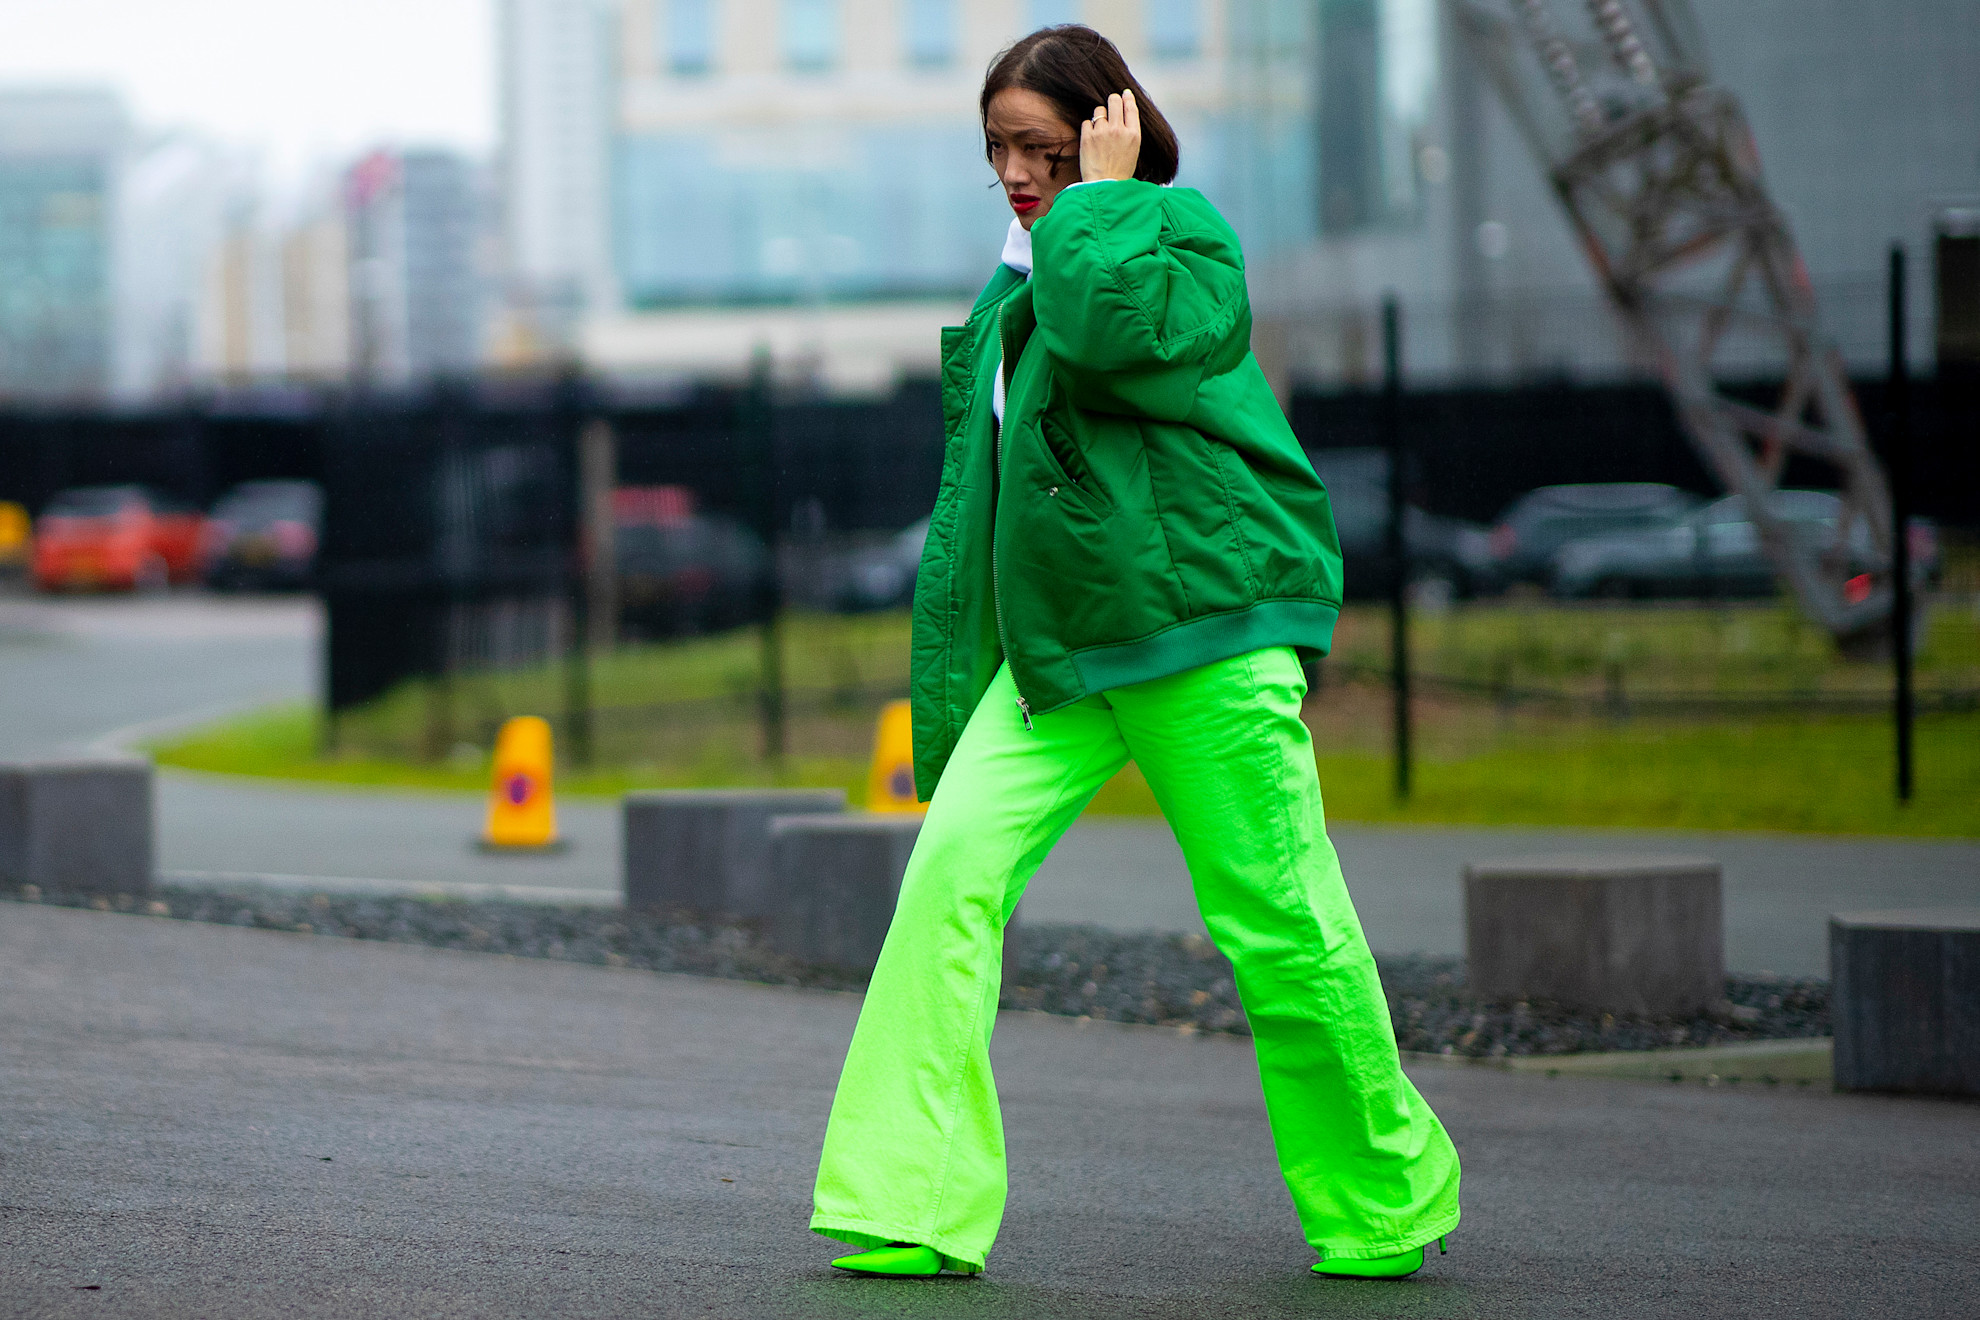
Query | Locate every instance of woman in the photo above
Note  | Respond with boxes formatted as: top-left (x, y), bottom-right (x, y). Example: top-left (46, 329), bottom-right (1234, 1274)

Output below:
top-left (811, 25), bottom-right (1461, 1281)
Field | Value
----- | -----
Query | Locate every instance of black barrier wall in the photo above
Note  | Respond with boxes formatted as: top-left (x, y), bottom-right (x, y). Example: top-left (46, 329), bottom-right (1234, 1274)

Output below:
top-left (3, 377), bottom-right (1972, 529)
top-left (3, 374), bottom-right (1973, 711)
top-left (318, 382), bottom-right (581, 710)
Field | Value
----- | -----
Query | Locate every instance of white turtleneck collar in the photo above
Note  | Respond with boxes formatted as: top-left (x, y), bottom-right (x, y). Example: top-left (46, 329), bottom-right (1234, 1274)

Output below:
top-left (1000, 218), bottom-right (1033, 278)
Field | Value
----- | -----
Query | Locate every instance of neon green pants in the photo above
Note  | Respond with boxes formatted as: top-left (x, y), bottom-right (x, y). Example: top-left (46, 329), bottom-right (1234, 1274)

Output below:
top-left (811, 646), bottom-right (1460, 1270)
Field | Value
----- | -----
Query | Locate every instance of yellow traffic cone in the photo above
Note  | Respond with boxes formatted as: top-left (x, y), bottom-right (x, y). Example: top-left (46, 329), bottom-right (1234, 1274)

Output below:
top-left (479, 715), bottom-right (565, 851)
top-left (866, 699), bottom-right (926, 813)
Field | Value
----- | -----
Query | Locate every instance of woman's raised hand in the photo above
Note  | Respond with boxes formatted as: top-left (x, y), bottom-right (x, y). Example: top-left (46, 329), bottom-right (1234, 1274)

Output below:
top-left (1079, 90), bottom-right (1141, 184)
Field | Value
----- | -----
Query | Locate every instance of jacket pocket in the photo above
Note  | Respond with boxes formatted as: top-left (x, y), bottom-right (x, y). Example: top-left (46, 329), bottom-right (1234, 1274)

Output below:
top-left (1036, 381), bottom-right (1108, 509)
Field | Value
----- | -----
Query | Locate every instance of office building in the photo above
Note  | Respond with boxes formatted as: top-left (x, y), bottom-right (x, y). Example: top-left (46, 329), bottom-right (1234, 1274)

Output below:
top-left (592, 0), bottom-right (1447, 388)
top-left (280, 198), bottom-right (354, 385)
top-left (109, 133), bottom-right (256, 400)
top-left (571, 1), bottom-right (1980, 388)
top-left (0, 88), bottom-right (127, 402)
top-left (347, 148), bottom-right (489, 387)
top-left (1266, 0), bottom-right (1980, 385)
top-left (498, 0), bottom-right (620, 361)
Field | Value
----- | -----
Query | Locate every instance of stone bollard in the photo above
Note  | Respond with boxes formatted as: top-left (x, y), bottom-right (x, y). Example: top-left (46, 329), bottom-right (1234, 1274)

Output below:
top-left (1831, 909), bottom-right (1980, 1097)
top-left (766, 814), bottom-right (922, 971)
top-left (622, 788), bottom-right (844, 916)
top-left (0, 759), bottom-right (153, 896)
top-left (1464, 854), bottom-right (1722, 1017)
top-left (762, 813), bottom-right (1021, 979)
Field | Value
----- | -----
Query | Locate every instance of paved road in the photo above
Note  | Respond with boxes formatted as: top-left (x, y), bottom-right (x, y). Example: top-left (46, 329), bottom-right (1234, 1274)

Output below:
top-left (0, 594), bottom-right (315, 759)
top-left (156, 775), bottom-right (626, 902)
top-left (9, 594), bottom-right (1979, 974)
top-left (3, 901), bottom-right (1974, 1320)
top-left (150, 779), bottom-right (1980, 974)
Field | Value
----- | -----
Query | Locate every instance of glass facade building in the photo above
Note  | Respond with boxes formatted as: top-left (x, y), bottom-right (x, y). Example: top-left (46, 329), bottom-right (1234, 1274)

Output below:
top-left (0, 90), bottom-right (124, 402)
top-left (611, 0), bottom-right (1441, 308)
top-left (617, 122), bottom-right (1004, 304)
top-left (664, 0), bottom-right (718, 74)
top-left (0, 157), bottom-right (111, 399)
top-left (903, 0), bottom-right (958, 68)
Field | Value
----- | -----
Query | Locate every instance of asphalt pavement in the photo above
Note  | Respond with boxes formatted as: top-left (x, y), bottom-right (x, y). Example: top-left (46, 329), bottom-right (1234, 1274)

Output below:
top-left (3, 900), bottom-right (1975, 1319)
top-left (0, 594), bottom-right (315, 759)
top-left (6, 594), bottom-right (1978, 974)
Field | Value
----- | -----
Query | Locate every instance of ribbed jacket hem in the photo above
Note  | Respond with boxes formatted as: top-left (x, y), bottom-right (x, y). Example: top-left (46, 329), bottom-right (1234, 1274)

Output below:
top-left (1058, 597), bottom-right (1340, 709)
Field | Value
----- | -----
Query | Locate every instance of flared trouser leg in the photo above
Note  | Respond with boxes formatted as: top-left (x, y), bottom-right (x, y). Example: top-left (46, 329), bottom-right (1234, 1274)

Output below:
top-left (1107, 646), bottom-right (1461, 1260)
top-left (810, 662), bottom-right (1129, 1271)
top-left (810, 647), bottom-right (1461, 1269)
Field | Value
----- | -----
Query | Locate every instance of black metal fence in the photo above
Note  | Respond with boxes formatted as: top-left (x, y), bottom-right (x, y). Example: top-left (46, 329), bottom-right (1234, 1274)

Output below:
top-left (317, 382), bottom-right (581, 711)
top-left (3, 373), bottom-right (1974, 717)
top-left (6, 375), bottom-right (1974, 529)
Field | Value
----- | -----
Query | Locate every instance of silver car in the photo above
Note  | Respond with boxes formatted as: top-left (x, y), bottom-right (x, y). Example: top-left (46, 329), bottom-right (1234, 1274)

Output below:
top-left (1551, 490), bottom-right (1939, 599)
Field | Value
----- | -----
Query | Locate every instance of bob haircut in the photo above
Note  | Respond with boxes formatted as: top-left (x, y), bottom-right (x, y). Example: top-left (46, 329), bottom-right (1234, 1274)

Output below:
top-left (980, 25), bottom-right (1180, 186)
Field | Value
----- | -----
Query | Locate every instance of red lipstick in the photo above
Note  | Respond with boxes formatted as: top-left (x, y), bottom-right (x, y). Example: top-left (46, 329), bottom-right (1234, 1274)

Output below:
top-left (1009, 192), bottom-right (1040, 214)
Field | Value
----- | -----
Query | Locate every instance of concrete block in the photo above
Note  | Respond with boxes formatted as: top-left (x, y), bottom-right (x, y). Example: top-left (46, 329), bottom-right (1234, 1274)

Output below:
top-left (1831, 909), bottom-right (1980, 1097)
top-left (766, 814), bottom-right (922, 971)
top-left (763, 813), bottom-right (1020, 977)
top-left (0, 759), bottom-right (153, 895)
top-left (1464, 854), bottom-right (1722, 1017)
top-left (622, 788), bottom-right (844, 915)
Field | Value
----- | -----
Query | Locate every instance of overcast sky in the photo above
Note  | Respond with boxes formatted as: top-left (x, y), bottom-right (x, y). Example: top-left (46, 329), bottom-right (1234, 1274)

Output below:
top-left (0, 0), bottom-right (494, 177)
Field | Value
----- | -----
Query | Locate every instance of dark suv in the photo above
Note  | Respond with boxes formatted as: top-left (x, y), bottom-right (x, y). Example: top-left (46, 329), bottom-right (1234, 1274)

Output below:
top-left (1481, 483), bottom-right (1703, 591)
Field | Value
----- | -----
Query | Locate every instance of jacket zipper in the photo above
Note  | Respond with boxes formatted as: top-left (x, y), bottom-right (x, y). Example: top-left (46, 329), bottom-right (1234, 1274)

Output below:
top-left (991, 300), bottom-right (1033, 732)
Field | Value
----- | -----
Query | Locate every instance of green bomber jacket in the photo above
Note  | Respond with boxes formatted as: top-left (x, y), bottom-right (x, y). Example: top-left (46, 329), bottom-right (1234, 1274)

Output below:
top-left (909, 179), bottom-right (1344, 799)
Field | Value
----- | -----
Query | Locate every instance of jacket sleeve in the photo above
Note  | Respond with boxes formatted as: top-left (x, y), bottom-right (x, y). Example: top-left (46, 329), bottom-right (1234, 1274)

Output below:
top-left (1029, 181), bottom-right (1252, 422)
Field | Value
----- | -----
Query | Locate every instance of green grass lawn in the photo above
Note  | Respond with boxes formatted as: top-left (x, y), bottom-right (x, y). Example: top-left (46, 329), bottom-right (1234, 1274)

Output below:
top-left (150, 601), bottom-right (1980, 836)
top-left (153, 701), bottom-right (868, 801)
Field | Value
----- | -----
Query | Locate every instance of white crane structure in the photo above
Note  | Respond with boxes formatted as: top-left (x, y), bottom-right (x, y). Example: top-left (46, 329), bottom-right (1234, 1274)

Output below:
top-left (1444, 0), bottom-right (1897, 643)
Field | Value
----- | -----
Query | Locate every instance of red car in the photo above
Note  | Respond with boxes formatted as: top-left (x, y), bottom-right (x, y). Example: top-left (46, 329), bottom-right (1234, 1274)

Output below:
top-left (33, 485), bottom-right (205, 592)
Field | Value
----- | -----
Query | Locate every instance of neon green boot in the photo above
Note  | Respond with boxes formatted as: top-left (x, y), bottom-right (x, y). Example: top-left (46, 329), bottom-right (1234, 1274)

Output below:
top-left (1311, 1237), bottom-right (1446, 1280)
top-left (829, 1244), bottom-right (945, 1276)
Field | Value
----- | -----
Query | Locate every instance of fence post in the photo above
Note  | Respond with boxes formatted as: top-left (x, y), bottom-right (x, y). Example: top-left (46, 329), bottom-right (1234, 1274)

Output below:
top-left (1888, 245), bottom-right (1913, 803)
top-left (746, 345), bottom-right (787, 766)
top-left (580, 416), bottom-right (618, 654)
top-left (1382, 294), bottom-right (1412, 801)
top-left (424, 381), bottom-right (465, 763)
top-left (560, 370), bottom-right (594, 769)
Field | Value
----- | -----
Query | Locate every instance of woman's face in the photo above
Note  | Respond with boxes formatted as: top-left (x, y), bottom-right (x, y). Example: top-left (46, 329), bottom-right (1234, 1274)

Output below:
top-left (985, 87), bottom-right (1079, 231)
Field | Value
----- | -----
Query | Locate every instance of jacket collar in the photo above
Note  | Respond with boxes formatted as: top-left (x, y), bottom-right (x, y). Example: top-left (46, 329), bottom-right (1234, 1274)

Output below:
top-left (999, 219), bottom-right (1033, 277)
top-left (968, 263), bottom-right (1029, 321)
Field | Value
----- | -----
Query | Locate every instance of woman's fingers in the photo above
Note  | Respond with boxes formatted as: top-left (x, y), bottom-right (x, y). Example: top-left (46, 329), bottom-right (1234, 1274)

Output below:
top-left (1079, 89), bottom-right (1142, 182)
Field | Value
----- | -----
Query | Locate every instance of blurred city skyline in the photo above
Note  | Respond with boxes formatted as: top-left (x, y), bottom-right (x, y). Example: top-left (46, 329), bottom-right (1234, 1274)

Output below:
top-left (0, 0), bottom-right (495, 183)
top-left (0, 0), bottom-right (1973, 405)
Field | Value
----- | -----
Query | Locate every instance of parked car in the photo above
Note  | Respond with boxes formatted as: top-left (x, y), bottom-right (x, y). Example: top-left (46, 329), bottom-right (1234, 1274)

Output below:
top-left (32, 485), bottom-right (204, 592)
top-left (202, 480), bottom-right (322, 591)
top-left (835, 517), bottom-right (929, 612)
top-left (1307, 449), bottom-right (1494, 601)
top-left (1551, 489), bottom-right (1942, 600)
top-left (614, 487), bottom-right (771, 640)
top-left (1480, 483), bottom-right (1703, 591)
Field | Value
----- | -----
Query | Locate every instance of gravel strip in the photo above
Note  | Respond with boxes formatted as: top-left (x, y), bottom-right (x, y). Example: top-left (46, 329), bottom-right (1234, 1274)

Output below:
top-left (3, 883), bottom-right (1828, 1057)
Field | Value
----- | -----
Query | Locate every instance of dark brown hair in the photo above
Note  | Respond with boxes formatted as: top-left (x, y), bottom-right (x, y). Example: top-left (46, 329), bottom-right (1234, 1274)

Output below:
top-left (980, 25), bottom-right (1180, 186)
